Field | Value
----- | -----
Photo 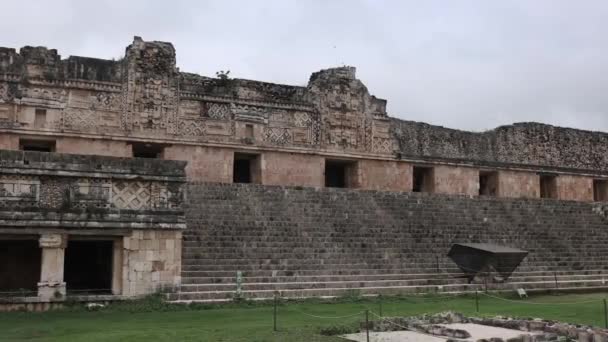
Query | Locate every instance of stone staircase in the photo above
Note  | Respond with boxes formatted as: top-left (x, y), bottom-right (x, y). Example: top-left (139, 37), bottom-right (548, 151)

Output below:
top-left (169, 183), bottom-right (608, 302)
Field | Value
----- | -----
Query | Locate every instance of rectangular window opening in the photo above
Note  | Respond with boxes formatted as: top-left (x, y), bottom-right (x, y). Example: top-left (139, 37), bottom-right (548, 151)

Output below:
top-left (233, 153), bottom-right (261, 184)
top-left (64, 240), bottom-right (114, 295)
top-left (325, 159), bottom-right (357, 188)
top-left (34, 108), bottom-right (47, 128)
top-left (19, 138), bottom-right (56, 152)
top-left (0, 239), bottom-right (41, 296)
top-left (132, 142), bottom-right (164, 159)
top-left (540, 174), bottom-right (558, 199)
top-left (412, 166), bottom-right (434, 193)
top-left (593, 179), bottom-right (608, 202)
top-left (479, 171), bottom-right (499, 196)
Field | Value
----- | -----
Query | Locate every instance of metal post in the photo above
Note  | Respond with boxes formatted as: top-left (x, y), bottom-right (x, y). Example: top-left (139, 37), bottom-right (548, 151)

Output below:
top-left (604, 298), bottom-right (608, 329)
top-left (484, 273), bottom-right (488, 294)
top-left (554, 272), bottom-right (558, 290)
top-left (378, 295), bottom-right (383, 317)
top-left (436, 255), bottom-right (440, 273)
top-left (273, 295), bottom-right (278, 332)
top-left (365, 310), bottom-right (370, 342)
top-left (475, 290), bottom-right (479, 313)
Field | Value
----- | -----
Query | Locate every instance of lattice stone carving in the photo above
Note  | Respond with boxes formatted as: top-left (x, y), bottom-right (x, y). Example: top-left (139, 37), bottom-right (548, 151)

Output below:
top-left (372, 137), bottom-right (393, 153)
top-left (178, 119), bottom-right (206, 137)
top-left (0, 83), bottom-right (7, 101)
top-left (311, 115), bottom-right (321, 145)
top-left (0, 175), bottom-right (39, 206)
top-left (294, 112), bottom-right (311, 127)
top-left (263, 127), bottom-right (292, 145)
top-left (112, 181), bottom-right (169, 210)
top-left (62, 108), bottom-right (97, 130)
top-left (207, 103), bottom-right (231, 120)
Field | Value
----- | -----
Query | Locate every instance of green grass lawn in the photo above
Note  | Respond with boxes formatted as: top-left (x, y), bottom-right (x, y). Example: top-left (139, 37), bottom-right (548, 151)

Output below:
top-left (1, 292), bottom-right (607, 341)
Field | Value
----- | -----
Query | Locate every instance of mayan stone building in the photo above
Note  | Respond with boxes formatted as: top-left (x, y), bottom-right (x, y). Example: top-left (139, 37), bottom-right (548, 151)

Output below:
top-left (2, 37), bottom-right (608, 307)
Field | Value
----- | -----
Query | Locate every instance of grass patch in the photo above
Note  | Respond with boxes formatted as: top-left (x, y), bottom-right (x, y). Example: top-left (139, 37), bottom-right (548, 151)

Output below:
top-left (1, 292), bottom-right (607, 341)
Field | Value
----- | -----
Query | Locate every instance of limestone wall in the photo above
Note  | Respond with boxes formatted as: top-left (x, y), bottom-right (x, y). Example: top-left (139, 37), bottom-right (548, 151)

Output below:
top-left (557, 175), bottom-right (593, 202)
top-left (164, 145), bottom-right (232, 183)
top-left (497, 170), bottom-right (539, 199)
top-left (357, 159), bottom-right (411, 192)
top-left (122, 230), bottom-right (182, 296)
top-left (261, 152), bottom-right (324, 187)
top-left (433, 165), bottom-right (479, 196)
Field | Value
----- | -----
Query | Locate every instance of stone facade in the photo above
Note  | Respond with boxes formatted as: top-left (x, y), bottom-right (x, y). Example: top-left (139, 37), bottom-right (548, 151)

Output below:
top-left (1, 37), bottom-right (607, 202)
top-left (0, 150), bottom-right (186, 307)
top-left (4, 37), bottom-right (608, 307)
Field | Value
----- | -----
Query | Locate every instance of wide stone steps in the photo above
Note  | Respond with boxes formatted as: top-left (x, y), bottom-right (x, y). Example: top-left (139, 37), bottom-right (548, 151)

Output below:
top-left (181, 255), bottom-right (608, 263)
top-left (168, 279), bottom-right (608, 302)
top-left (177, 183), bottom-right (608, 301)
top-left (178, 273), bottom-right (608, 292)
top-left (180, 261), bottom-right (608, 272)
top-left (181, 271), bottom-right (608, 285)
top-left (180, 267), bottom-right (608, 276)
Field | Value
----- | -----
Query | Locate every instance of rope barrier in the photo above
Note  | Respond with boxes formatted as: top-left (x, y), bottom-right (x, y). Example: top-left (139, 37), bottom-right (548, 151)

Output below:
top-left (479, 291), bottom-right (601, 305)
top-left (286, 306), bottom-right (365, 319)
top-left (407, 293), bottom-right (468, 300)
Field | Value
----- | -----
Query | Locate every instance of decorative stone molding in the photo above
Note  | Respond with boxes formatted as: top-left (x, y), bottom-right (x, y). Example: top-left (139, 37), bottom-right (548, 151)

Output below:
top-left (0, 150), bottom-right (186, 231)
top-left (38, 233), bottom-right (66, 249)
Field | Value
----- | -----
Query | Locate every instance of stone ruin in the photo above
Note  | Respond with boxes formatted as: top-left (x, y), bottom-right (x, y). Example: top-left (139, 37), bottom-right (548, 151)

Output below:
top-left (2, 37), bottom-right (608, 308)
top-left (357, 312), bottom-right (608, 342)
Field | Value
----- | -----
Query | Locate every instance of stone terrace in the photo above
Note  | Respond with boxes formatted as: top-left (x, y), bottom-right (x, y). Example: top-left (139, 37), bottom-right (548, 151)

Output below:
top-left (170, 183), bottom-right (608, 302)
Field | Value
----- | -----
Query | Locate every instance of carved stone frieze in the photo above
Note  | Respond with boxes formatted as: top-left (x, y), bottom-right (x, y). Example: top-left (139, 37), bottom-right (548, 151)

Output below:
top-left (263, 127), bottom-right (292, 145)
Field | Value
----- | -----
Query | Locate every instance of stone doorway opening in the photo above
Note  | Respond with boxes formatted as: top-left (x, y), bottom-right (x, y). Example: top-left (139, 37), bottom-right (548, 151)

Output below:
top-left (0, 239), bottom-right (41, 296)
top-left (593, 179), bottom-right (608, 201)
top-left (479, 171), bottom-right (498, 196)
top-left (64, 240), bottom-right (114, 294)
top-left (325, 160), bottom-right (357, 188)
top-left (233, 153), bottom-right (261, 184)
top-left (412, 166), bottom-right (434, 193)
top-left (539, 174), bottom-right (557, 199)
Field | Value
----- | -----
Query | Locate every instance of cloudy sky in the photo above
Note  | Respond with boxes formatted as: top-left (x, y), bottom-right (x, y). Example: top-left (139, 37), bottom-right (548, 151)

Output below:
top-left (2, 1), bottom-right (608, 132)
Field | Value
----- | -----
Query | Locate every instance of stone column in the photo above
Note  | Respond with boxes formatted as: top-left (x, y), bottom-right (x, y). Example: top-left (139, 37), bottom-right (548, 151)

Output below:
top-left (38, 233), bottom-right (67, 300)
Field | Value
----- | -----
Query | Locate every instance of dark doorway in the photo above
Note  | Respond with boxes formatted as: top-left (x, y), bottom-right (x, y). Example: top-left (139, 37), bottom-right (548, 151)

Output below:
top-left (0, 240), bottom-right (41, 295)
top-left (479, 171), bottom-right (499, 196)
top-left (19, 139), bottom-right (56, 152)
top-left (540, 175), bottom-right (558, 199)
top-left (64, 240), bottom-right (113, 294)
top-left (233, 153), bottom-right (260, 184)
top-left (325, 160), bottom-right (356, 188)
top-left (594, 179), bottom-right (608, 201)
top-left (132, 142), bottom-right (164, 158)
top-left (412, 166), bottom-right (434, 193)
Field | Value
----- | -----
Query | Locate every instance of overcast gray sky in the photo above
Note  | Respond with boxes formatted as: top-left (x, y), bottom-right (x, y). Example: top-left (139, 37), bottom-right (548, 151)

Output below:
top-left (2, 0), bottom-right (608, 132)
